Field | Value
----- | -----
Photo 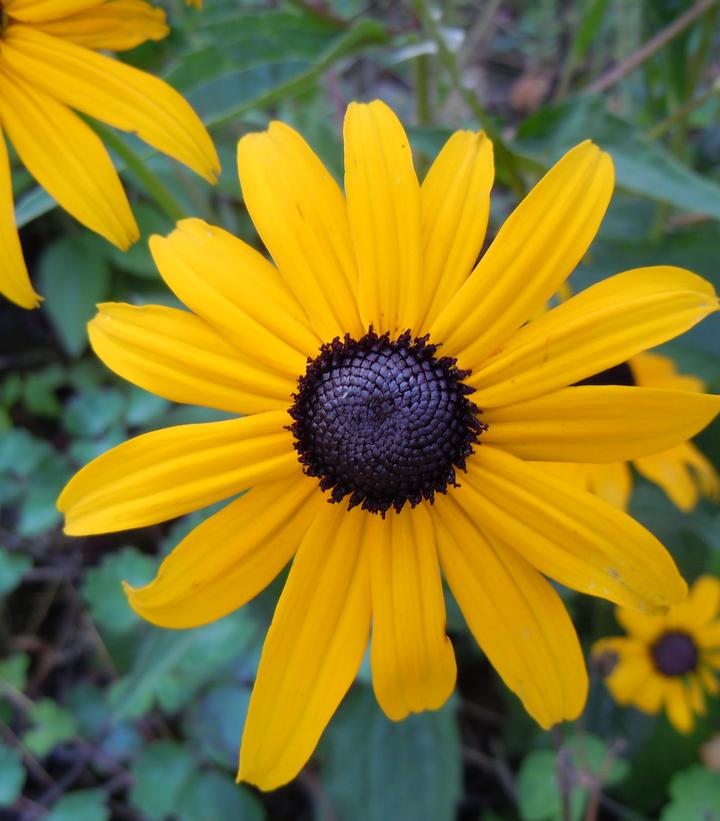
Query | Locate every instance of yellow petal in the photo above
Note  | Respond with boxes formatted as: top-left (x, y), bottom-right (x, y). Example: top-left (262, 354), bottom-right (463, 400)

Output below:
top-left (368, 504), bottom-right (456, 720)
top-left (89, 303), bottom-right (294, 415)
top-left (419, 129), bottom-right (494, 330)
top-left (3, 25), bottom-right (219, 183)
top-left (533, 462), bottom-right (632, 510)
top-left (483, 386), bottom-right (720, 461)
top-left (3, 0), bottom-right (99, 22)
top-left (664, 679), bottom-right (695, 733)
top-left (36, 0), bottom-right (169, 51)
top-left (126, 475), bottom-right (322, 628)
top-left (605, 652), bottom-right (654, 705)
top-left (635, 442), bottom-right (720, 513)
top-left (630, 352), bottom-right (705, 393)
top-left (149, 219), bottom-right (319, 379)
top-left (615, 607), bottom-right (665, 643)
top-left (0, 62), bottom-right (138, 250)
top-left (632, 674), bottom-right (665, 714)
top-left (344, 100), bottom-right (422, 335)
top-left (431, 141), bottom-right (613, 363)
top-left (239, 503), bottom-right (370, 790)
top-left (0, 126), bottom-right (37, 309)
top-left (468, 266), bottom-right (719, 406)
top-left (435, 495), bottom-right (587, 728)
top-left (58, 412), bottom-right (298, 535)
top-left (458, 446), bottom-right (687, 611)
top-left (669, 575), bottom-right (720, 627)
top-left (236, 121), bottom-right (362, 341)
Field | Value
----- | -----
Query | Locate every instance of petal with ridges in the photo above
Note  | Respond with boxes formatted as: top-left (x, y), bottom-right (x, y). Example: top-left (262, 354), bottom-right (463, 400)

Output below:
top-left (435, 495), bottom-right (587, 728)
top-left (36, 0), bottom-right (168, 51)
top-left (149, 219), bottom-right (318, 379)
top-left (431, 141), bottom-right (613, 364)
top-left (419, 130), bottom-right (494, 330)
top-left (630, 352), bottom-right (705, 393)
top-left (126, 475), bottom-right (322, 629)
top-left (635, 442), bottom-right (720, 513)
top-left (0, 62), bottom-right (138, 250)
top-left (239, 503), bottom-right (370, 791)
top-left (468, 267), bottom-right (719, 406)
top-left (237, 122), bottom-right (362, 341)
top-left (4, 0), bottom-right (99, 22)
top-left (58, 412), bottom-right (297, 535)
top-left (89, 303), bottom-right (294, 415)
top-left (533, 462), bottom-right (633, 510)
top-left (483, 386), bottom-right (720, 462)
top-left (368, 504), bottom-right (456, 721)
top-left (3, 25), bottom-right (219, 183)
top-left (459, 447), bottom-right (687, 611)
top-left (344, 100), bottom-right (422, 336)
top-left (0, 126), bottom-right (37, 308)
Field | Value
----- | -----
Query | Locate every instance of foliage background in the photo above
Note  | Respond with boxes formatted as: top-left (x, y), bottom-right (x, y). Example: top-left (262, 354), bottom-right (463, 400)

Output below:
top-left (2, 0), bottom-right (720, 818)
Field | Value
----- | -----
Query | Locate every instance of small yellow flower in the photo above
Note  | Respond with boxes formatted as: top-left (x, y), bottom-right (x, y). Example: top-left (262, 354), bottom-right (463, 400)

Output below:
top-left (595, 575), bottom-right (720, 733)
top-left (58, 100), bottom-right (720, 790)
top-left (538, 353), bottom-right (719, 511)
top-left (0, 0), bottom-right (220, 309)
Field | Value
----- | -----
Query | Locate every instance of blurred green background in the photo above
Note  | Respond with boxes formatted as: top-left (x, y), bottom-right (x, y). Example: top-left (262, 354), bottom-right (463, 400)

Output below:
top-left (2, 0), bottom-right (720, 818)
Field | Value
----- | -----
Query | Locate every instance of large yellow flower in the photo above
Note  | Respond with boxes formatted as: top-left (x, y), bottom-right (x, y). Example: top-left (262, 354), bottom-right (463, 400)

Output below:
top-left (58, 100), bottom-right (720, 790)
top-left (595, 575), bottom-right (720, 733)
top-left (539, 353), bottom-right (720, 510)
top-left (0, 0), bottom-right (220, 309)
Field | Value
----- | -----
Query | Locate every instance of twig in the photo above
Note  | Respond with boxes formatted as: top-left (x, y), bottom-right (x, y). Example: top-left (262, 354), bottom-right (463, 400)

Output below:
top-left (585, 0), bottom-right (718, 95)
top-left (552, 726), bottom-right (572, 821)
top-left (647, 78), bottom-right (720, 140)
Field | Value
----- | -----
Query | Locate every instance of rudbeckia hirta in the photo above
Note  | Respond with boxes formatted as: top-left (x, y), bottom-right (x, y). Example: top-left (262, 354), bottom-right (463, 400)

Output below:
top-left (0, 0), bottom-right (220, 309)
top-left (59, 100), bottom-right (720, 790)
top-left (595, 575), bottom-right (720, 733)
top-left (539, 353), bottom-right (720, 510)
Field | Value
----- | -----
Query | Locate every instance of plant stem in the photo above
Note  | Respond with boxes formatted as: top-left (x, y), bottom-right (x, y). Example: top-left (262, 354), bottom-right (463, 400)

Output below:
top-left (647, 77), bottom-right (720, 140)
top-left (94, 124), bottom-right (186, 224)
top-left (410, 0), bottom-right (526, 198)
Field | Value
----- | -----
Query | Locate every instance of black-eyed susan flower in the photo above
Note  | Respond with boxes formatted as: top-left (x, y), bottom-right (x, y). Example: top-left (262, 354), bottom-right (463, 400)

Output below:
top-left (595, 575), bottom-right (720, 733)
top-left (58, 100), bottom-right (720, 790)
top-left (0, 0), bottom-right (219, 309)
top-left (539, 352), bottom-right (720, 511)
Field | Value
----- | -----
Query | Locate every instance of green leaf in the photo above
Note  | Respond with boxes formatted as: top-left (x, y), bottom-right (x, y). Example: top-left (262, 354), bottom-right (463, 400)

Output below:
top-left (0, 548), bottom-right (31, 598)
top-left (129, 741), bottom-right (195, 820)
top-left (0, 429), bottom-right (52, 479)
top-left (321, 686), bottom-right (461, 821)
top-left (178, 771), bottom-right (264, 821)
top-left (23, 699), bottom-right (77, 757)
top-left (661, 766), bottom-right (720, 820)
top-left (0, 654), bottom-right (29, 692)
top-left (37, 235), bottom-right (112, 358)
top-left (63, 388), bottom-right (127, 439)
top-left (17, 453), bottom-right (71, 537)
top-left (83, 547), bottom-right (157, 635)
top-left (46, 789), bottom-right (109, 821)
top-left (517, 97), bottom-right (720, 220)
top-left (183, 684), bottom-right (251, 770)
top-left (0, 743), bottom-right (24, 806)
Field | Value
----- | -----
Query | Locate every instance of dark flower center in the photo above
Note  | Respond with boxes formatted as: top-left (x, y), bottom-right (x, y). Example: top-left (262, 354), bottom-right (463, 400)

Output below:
top-left (651, 631), bottom-right (699, 676)
top-left (289, 329), bottom-right (484, 515)
top-left (574, 361), bottom-right (636, 387)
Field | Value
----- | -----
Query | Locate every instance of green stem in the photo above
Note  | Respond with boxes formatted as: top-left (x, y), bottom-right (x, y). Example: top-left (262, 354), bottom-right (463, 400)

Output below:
top-left (410, 0), bottom-right (526, 198)
top-left (647, 78), bottom-right (720, 140)
top-left (93, 124), bottom-right (186, 223)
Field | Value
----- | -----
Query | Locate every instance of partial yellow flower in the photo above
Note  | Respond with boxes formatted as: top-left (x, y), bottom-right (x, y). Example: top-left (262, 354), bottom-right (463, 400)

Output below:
top-left (538, 353), bottom-right (720, 511)
top-left (58, 100), bottom-right (720, 791)
top-left (0, 0), bottom-right (220, 309)
top-left (595, 575), bottom-right (720, 733)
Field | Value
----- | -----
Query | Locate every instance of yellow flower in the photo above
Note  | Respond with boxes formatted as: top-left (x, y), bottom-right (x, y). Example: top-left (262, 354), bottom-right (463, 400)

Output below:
top-left (58, 100), bottom-right (720, 790)
top-left (0, 0), bottom-right (220, 309)
top-left (594, 575), bottom-right (720, 733)
top-left (538, 353), bottom-right (720, 511)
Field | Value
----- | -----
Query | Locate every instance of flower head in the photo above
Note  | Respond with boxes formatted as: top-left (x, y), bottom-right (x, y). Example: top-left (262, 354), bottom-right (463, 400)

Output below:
top-left (0, 0), bottom-right (220, 309)
top-left (539, 352), bottom-right (720, 510)
top-left (58, 100), bottom-right (720, 790)
top-left (594, 575), bottom-right (720, 733)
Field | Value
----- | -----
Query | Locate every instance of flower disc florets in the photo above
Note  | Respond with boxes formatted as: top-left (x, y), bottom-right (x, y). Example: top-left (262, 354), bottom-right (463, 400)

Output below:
top-left (289, 329), bottom-right (485, 515)
top-left (651, 631), bottom-right (698, 676)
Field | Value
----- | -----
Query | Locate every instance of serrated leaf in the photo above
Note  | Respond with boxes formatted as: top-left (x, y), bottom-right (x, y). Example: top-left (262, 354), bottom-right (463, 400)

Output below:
top-left (661, 765), bottom-right (720, 820)
top-left (129, 741), bottom-right (195, 820)
top-left (183, 684), bottom-right (250, 770)
top-left (0, 548), bottom-right (31, 598)
top-left (23, 699), bottom-right (77, 757)
top-left (63, 388), bottom-right (127, 439)
top-left (46, 789), bottom-right (109, 821)
top-left (37, 235), bottom-right (112, 358)
top-left (0, 743), bottom-right (24, 806)
top-left (83, 547), bottom-right (157, 635)
top-left (178, 770), bottom-right (264, 821)
top-left (321, 686), bottom-right (461, 821)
